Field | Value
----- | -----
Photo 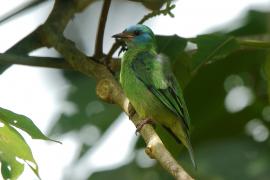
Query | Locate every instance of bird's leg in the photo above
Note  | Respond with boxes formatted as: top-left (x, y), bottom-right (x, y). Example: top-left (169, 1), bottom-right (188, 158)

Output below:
top-left (135, 118), bottom-right (155, 135)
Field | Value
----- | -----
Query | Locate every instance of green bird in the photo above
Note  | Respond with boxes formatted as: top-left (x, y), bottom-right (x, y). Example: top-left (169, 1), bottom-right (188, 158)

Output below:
top-left (113, 24), bottom-right (196, 168)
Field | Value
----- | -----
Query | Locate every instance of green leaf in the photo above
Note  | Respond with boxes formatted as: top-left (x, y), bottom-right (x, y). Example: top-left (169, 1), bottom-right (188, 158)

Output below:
top-left (156, 35), bottom-right (191, 87)
top-left (187, 49), bottom-right (268, 142)
top-left (156, 35), bottom-right (187, 64)
top-left (0, 159), bottom-right (24, 180)
top-left (0, 107), bottom-right (60, 143)
top-left (0, 121), bottom-right (38, 180)
top-left (1, 160), bottom-right (14, 179)
top-left (0, 107), bottom-right (59, 179)
top-left (190, 34), bottom-right (240, 71)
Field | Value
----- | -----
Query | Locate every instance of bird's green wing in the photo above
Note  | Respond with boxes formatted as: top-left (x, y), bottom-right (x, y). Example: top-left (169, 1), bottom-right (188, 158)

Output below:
top-left (132, 51), bottom-right (190, 129)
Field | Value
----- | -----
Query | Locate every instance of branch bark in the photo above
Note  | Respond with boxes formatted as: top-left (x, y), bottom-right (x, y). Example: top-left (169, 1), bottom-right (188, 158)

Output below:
top-left (94, 0), bottom-right (112, 58)
top-left (0, 53), bottom-right (71, 69)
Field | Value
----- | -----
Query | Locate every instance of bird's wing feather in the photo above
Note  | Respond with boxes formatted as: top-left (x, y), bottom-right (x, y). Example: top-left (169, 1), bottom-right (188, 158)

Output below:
top-left (131, 52), bottom-right (190, 129)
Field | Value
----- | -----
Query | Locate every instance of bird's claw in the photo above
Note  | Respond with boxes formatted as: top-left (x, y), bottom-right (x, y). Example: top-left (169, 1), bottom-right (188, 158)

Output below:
top-left (128, 103), bottom-right (136, 119)
top-left (135, 118), bottom-right (155, 135)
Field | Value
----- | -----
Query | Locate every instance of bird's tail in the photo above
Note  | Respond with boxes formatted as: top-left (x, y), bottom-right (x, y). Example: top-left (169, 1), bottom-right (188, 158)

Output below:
top-left (185, 137), bottom-right (197, 169)
top-left (165, 124), bottom-right (197, 169)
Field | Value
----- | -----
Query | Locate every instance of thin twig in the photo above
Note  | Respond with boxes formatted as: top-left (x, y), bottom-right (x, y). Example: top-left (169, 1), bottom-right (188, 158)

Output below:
top-left (237, 39), bottom-right (270, 49)
top-left (104, 41), bottom-right (121, 69)
top-left (106, 41), bottom-right (120, 59)
top-left (0, 53), bottom-right (72, 69)
top-left (138, 1), bottom-right (175, 24)
top-left (94, 0), bottom-right (112, 59)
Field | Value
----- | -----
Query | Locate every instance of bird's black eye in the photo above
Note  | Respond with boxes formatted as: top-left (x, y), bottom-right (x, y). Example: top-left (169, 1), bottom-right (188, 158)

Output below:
top-left (134, 30), bottom-right (141, 36)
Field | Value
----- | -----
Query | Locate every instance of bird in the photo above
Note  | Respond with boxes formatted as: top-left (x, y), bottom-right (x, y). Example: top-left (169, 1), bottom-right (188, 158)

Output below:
top-left (112, 24), bottom-right (196, 168)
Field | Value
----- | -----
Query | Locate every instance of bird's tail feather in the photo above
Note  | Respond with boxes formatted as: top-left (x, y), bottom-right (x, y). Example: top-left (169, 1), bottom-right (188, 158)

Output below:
top-left (185, 137), bottom-right (197, 169)
top-left (163, 125), bottom-right (197, 169)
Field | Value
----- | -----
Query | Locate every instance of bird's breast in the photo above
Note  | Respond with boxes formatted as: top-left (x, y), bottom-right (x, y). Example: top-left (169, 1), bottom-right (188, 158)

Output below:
top-left (120, 59), bottom-right (164, 119)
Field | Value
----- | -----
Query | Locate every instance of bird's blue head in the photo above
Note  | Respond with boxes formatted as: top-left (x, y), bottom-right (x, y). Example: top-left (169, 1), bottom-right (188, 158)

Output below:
top-left (113, 24), bottom-right (157, 49)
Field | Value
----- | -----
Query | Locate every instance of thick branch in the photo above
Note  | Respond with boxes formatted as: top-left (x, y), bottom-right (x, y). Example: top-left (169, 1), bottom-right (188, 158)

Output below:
top-left (45, 0), bottom-right (95, 33)
top-left (0, 53), bottom-right (71, 69)
top-left (138, 115), bottom-right (193, 180)
top-left (0, 28), bottom-right (45, 74)
top-left (94, 0), bottom-right (112, 58)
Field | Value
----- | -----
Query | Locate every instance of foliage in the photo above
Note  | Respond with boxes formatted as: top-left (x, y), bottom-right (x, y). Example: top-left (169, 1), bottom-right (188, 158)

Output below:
top-left (0, 107), bottom-right (58, 179)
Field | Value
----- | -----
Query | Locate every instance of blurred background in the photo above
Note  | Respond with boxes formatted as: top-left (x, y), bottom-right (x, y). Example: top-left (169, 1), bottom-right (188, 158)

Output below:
top-left (0, 0), bottom-right (269, 179)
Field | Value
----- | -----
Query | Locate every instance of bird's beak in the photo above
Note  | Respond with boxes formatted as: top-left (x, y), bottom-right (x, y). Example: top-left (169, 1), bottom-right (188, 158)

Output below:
top-left (112, 32), bottom-right (134, 40)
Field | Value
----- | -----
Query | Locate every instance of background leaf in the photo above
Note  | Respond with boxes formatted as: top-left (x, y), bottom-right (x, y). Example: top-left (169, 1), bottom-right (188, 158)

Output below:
top-left (190, 34), bottom-right (240, 71)
top-left (0, 121), bottom-right (38, 179)
top-left (228, 10), bottom-right (270, 36)
top-left (156, 35), bottom-right (191, 87)
top-left (0, 107), bottom-right (59, 143)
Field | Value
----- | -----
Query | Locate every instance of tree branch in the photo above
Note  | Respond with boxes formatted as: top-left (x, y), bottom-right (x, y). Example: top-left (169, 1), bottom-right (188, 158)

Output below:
top-left (94, 0), bottom-right (112, 58)
top-left (0, 53), bottom-right (72, 69)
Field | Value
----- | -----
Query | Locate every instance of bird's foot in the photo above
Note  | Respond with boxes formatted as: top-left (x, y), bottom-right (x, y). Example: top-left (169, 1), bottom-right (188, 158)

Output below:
top-left (128, 103), bottom-right (136, 119)
top-left (135, 118), bottom-right (155, 135)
